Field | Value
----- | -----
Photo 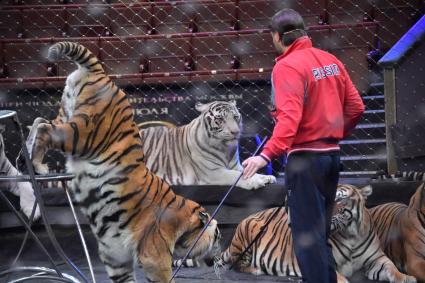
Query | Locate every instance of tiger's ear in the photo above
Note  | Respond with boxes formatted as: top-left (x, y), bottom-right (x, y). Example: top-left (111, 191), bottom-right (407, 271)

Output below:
top-left (229, 100), bottom-right (237, 106)
top-left (360, 185), bottom-right (373, 198)
top-left (0, 124), bottom-right (5, 134)
top-left (198, 211), bottom-right (209, 225)
top-left (195, 102), bottom-right (209, 112)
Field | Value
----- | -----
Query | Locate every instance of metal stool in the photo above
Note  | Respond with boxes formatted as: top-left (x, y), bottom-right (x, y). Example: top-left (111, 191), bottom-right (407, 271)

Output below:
top-left (0, 110), bottom-right (96, 283)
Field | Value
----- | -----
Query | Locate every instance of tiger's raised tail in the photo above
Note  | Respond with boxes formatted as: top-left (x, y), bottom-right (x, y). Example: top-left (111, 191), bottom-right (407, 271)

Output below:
top-left (47, 41), bottom-right (104, 73)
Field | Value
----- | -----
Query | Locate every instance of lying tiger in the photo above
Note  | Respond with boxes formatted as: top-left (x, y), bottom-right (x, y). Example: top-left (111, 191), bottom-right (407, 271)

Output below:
top-left (0, 125), bottom-right (39, 219)
top-left (220, 184), bottom-right (416, 283)
top-left (370, 177), bottom-right (425, 282)
top-left (139, 100), bottom-right (276, 190)
top-left (20, 41), bottom-right (221, 283)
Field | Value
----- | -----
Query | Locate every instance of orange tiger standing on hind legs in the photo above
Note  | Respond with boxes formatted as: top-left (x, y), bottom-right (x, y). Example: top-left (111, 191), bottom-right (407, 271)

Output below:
top-left (370, 179), bottom-right (425, 282)
top-left (20, 42), bottom-right (221, 283)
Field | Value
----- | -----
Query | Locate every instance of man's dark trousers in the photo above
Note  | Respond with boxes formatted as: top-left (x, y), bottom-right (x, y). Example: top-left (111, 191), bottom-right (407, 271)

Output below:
top-left (285, 151), bottom-right (340, 283)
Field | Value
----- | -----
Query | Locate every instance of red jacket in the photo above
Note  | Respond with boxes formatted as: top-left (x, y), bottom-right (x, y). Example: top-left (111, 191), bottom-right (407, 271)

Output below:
top-left (261, 36), bottom-right (365, 161)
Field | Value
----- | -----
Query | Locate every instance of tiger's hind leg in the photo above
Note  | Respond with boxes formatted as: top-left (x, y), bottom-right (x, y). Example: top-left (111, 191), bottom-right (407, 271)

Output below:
top-left (138, 236), bottom-right (175, 283)
top-left (104, 264), bottom-right (135, 283)
top-left (140, 254), bottom-right (174, 283)
top-left (99, 250), bottom-right (135, 283)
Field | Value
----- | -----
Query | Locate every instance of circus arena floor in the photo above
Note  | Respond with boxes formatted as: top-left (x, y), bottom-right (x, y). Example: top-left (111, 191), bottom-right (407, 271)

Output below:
top-left (0, 226), bottom-right (381, 283)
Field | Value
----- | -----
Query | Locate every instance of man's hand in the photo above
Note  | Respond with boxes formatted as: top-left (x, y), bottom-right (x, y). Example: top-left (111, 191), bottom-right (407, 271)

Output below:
top-left (242, 156), bottom-right (268, 179)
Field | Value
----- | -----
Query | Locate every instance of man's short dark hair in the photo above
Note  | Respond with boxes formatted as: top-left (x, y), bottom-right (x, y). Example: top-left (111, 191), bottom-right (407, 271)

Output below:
top-left (270, 9), bottom-right (306, 46)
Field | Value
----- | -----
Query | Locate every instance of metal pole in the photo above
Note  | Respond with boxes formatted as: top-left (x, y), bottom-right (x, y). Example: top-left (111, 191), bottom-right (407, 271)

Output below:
top-left (383, 68), bottom-right (398, 174)
top-left (0, 267), bottom-right (80, 283)
top-left (63, 181), bottom-right (97, 283)
top-left (0, 189), bottom-right (62, 275)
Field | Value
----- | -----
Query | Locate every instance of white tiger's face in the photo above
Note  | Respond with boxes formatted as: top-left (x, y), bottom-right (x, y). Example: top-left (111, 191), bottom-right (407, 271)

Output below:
top-left (196, 101), bottom-right (242, 147)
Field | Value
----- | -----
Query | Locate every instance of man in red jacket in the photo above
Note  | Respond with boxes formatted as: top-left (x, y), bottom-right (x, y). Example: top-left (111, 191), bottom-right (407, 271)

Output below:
top-left (242, 9), bottom-right (365, 283)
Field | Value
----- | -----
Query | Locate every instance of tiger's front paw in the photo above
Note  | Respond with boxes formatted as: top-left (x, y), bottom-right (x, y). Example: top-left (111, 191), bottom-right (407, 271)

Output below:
top-left (243, 174), bottom-right (276, 190)
top-left (20, 200), bottom-right (40, 221)
top-left (337, 272), bottom-right (350, 283)
top-left (16, 149), bottom-right (28, 174)
top-left (377, 271), bottom-right (416, 283)
top-left (16, 151), bottom-right (48, 175)
top-left (33, 161), bottom-right (49, 175)
top-left (400, 275), bottom-right (417, 283)
top-left (18, 182), bottom-right (41, 220)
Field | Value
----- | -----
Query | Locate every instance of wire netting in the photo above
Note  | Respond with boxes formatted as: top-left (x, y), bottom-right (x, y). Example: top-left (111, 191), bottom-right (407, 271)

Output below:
top-left (0, 0), bottom-right (424, 178)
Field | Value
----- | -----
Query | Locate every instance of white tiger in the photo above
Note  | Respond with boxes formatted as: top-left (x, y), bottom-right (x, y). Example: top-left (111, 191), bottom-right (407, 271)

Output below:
top-left (0, 124), bottom-right (40, 219)
top-left (139, 100), bottom-right (276, 190)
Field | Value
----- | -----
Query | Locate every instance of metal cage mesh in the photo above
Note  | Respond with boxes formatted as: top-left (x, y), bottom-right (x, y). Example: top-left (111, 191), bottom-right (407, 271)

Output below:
top-left (0, 0), bottom-right (423, 178)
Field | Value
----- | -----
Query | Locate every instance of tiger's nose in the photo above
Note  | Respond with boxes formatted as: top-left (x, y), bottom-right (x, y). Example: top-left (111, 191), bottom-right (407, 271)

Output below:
top-left (231, 130), bottom-right (240, 136)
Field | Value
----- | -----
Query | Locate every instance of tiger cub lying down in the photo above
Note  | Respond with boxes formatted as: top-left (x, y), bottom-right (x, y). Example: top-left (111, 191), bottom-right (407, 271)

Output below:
top-left (0, 125), bottom-right (40, 219)
top-left (21, 41), bottom-right (221, 283)
top-left (139, 100), bottom-right (276, 190)
top-left (371, 181), bottom-right (425, 282)
top-left (220, 184), bottom-right (416, 283)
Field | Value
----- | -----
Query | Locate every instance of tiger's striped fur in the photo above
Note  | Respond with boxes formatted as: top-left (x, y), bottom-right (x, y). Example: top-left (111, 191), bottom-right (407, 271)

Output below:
top-left (370, 182), bottom-right (425, 282)
top-left (22, 42), bottom-right (221, 283)
top-left (139, 101), bottom-right (276, 190)
top-left (0, 125), bottom-right (40, 219)
top-left (220, 184), bottom-right (416, 283)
